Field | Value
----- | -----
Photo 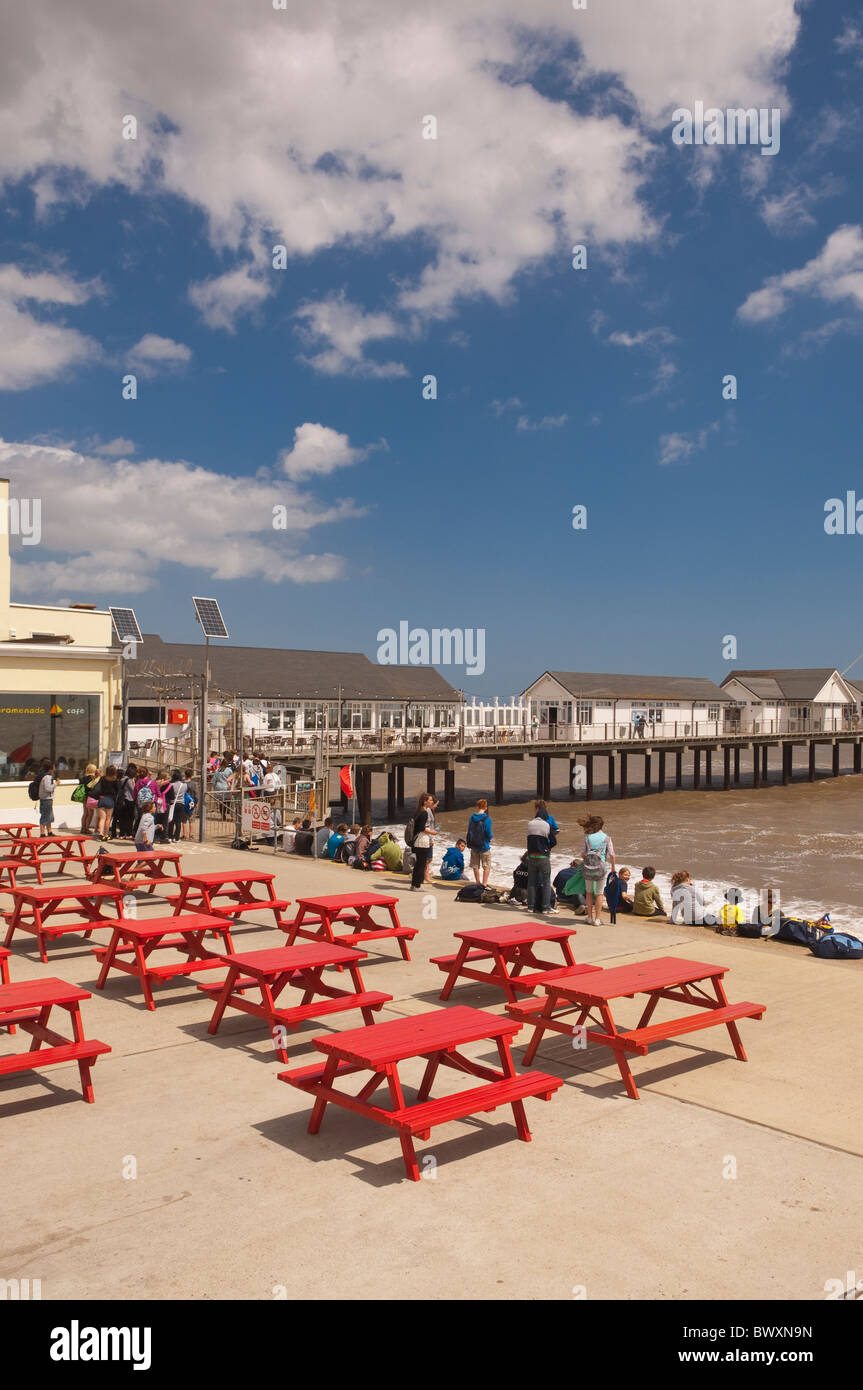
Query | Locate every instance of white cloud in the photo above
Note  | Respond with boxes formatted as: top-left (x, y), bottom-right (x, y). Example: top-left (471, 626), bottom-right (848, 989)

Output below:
top-left (836, 22), bottom-right (863, 65)
top-left (0, 264), bottom-right (100, 391)
top-left (758, 177), bottom-right (843, 236)
top-left (658, 421), bottom-right (718, 466)
top-left (278, 422), bottom-right (376, 481)
top-left (737, 224), bottom-right (863, 323)
top-left (126, 333), bottom-right (192, 376)
top-left (606, 323), bottom-right (677, 399)
top-left (294, 293), bottom-right (407, 378)
top-left (188, 265), bottom-right (271, 332)
top-left (1, 437), bottom-right (366, 595)
top-left (607, 327), bottom-right (676, 349)
top-left (0, 2), bottom-right (803, 353)
top-left (491, 397), bottom-right (524, 416)
top-left (84, 436), bottom-right (136, 457)
top-left (515, 413), bottom-right (568, 432)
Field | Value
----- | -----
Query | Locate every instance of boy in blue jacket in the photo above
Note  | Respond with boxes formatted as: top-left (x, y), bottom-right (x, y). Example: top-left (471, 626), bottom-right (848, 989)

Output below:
top-left (440, 839), bottom-right (467, 881)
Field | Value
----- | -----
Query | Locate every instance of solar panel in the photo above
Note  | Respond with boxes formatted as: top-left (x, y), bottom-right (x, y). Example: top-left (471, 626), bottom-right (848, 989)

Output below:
top-left (193, 596), bottom-right (229, 639)
top-left (109, 607), bottom-right (143, 645)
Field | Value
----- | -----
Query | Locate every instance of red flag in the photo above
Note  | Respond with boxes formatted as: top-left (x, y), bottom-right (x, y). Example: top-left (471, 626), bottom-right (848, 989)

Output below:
top-left (9, 740), bottom-right (32, 762)
top-left (339, 765), bottom-right (353, 799)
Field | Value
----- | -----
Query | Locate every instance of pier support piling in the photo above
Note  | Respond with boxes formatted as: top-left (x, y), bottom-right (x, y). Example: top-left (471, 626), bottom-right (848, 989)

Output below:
top-left (586, 754), bottom-right (594, 801)
top-left (387, 769), bottom-right (396, 819)
top-left (619, 752), bottom-right (628, 799)
top-left (781, 744), bottom-right (790, 786)
top-left (761, 745), bottom-right (768, 782)
top-left (444, 768), bottom-right (455, 812)
top-left (657, 749), bottom-right (665, 792)
top-left (396, 764), bottom-right (405, 810)
top-left (608, 754), bottom-right (615, 795)
top-left (535, 757), bottom-right (543, 797)
top-left (494, 758), bottom-right (504, 806)
top-left (855, 741), bottom-right (862, 774)
top-left (426, 766), bottom-right (436, 796)
top-left (675, 751), bottom-right (683, 788)
top-left (542, 755), bottom-right (551, 800)
top-left (753, 746), bottom-right (761, 788)
top-left (723, 745), bottom-right (731, 790)
top-left (693, 749), bottom-right (701, 791)
top-left (569, 758), bottom-right (577, 798)
top-left (809, 741), bottom-right (816, 781)
top-left (643, 754), bottom-right (651, 790)
top-left (833, 742), bottom-right (840, 777)
top-left (733, 747), bottom-right (740, 784)
top-left (705, 749), bottom-right (713, 787)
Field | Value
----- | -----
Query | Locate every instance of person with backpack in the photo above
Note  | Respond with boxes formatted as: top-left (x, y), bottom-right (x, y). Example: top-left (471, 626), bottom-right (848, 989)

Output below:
top-left (79, 762), bottom-right (100, 833)
top-left (114, 764), bottom-right (138, 840)
top-left (409, 792), bottom-right (436, 890)
top-left (577, 815), bottom-right (616, 925)
top-left (466, 799), bottom-right (493, 886)
top-left (440, 839), bottom-right (467, 881)
top-left (33, 760), bottom-right (56, 835)
top-left (181, 767), bottom-right (198, 840)
top-left (525, 812), bottom-right (557, 914)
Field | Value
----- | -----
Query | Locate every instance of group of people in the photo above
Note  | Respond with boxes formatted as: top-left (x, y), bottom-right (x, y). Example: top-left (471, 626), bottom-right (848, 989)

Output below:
top-left (76, 763), bottom-right (198, 846)
top-left (211, 752), bottom-right (282, 816)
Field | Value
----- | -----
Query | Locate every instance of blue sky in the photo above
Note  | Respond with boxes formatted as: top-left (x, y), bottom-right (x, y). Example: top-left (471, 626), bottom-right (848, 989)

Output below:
top-left (1, 0), bottom-right (863, 694)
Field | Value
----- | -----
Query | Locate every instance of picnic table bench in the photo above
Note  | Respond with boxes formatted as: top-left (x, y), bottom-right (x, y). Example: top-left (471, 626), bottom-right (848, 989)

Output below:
top-left (5, 833), bottom-right (97, 880)
top-left (0, 857), bottom-right (44, 893)
top-left (509, 955), bottom-right (765, 1099)
top-left (172, 870), bottom-right (289, 930)
top-left (3, 883), bottom-right (125, 963)
top-left (198, 942), bottom-right (392, 1060)
top-left (93, 914), bottom-right (236, 1011)
top-left (280, 1005), bottom-right (562, 1182)
top-left (0, 977), bottom-right (110, 1104)
top-left (430, 921), bottom-right (598, 1004)
top-left (89, 848), bottom-right (184, 894)
top-left (284, 892), bottom-right (416, 961)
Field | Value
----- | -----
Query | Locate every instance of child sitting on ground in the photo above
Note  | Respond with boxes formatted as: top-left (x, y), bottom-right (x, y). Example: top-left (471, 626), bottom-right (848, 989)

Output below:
top-left (633, 866), bottom-right (667, 917)
top-left (718, 887), bottom-right (744, 928)
top-left (440, 839), bottom-right (467, 880)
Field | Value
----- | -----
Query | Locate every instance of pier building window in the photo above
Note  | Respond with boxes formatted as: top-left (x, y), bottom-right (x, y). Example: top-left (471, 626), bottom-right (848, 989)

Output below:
top-left (574, 700), bottom-right (593, 724)
top-left (0, 693), bottom-right (100, 780)
top-left (708, 704), bottom-right (720, 721)
top-left (647, 705), bottom-right (663, 723)
top-left (381, 706), bottom-right (403, 729)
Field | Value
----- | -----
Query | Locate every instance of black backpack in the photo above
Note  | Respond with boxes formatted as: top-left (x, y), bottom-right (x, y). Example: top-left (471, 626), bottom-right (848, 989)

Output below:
top-left (404, 817), bottom-right (415, 847)
top-left (455, 883), bottom-right (485, 903)
top-left (466, 815), bottom-right (486, 851)
top-left (27, 774), bottom-right (42, 801)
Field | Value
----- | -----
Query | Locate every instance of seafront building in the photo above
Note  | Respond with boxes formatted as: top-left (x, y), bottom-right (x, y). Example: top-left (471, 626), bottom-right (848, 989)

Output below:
top-left (720, 668), bottom-right (859, 733)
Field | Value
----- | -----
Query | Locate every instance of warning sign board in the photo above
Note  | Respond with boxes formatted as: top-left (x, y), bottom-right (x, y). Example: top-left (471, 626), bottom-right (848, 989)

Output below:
top-left (241, 798), bottom-right (273, 835)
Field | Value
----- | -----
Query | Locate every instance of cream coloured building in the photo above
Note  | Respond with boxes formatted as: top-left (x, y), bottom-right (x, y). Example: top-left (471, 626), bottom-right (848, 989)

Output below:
top-left (0, 478), bottom-right (121, 818)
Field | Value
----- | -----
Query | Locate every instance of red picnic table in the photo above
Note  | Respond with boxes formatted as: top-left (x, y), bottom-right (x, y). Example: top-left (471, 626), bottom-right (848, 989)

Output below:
top-left (0, 945), bottom-right (8, 986)
top-left (0, 977), bottom-right (110, 1104)
top-left (431, 920), bottom-right (600, 1004)
top-left (93, 914), bottom-right (236, 1011)
top-left (509, 955), bottom-right (766, 1100)
top-left (5, 833), bottom-right (97, 880)
top-left (0, 822), bottom-right (41, 845)
top-left (0, 858), bottom-right (43, 893)
top-left (3, 883), bottom-right (125, 963)
top-left (199, 942), bottom-right (392, 1061)
top-left (280, 1005), bottom-right (563, 1182)
top-left (89, 848), bottom-right (183, 895)
top-left (172, 870), bottom-right (289, 931)
top-left (284, 892), bottom-right (417, 961)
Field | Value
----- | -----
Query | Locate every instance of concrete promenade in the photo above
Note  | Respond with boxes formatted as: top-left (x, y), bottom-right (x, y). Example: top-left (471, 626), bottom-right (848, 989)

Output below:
top-left (1, 845), bottom-right (860, 1301)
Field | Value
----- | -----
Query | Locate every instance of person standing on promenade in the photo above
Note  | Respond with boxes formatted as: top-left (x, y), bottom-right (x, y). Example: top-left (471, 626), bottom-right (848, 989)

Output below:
top-left (525, 812), bottom-right (556, 914)
top-left (466, 799), bottom-right (494, 886)
top-left (577, 814), bottom-right (616, 925)
top-left (410, 792), bottom-right (436, 890)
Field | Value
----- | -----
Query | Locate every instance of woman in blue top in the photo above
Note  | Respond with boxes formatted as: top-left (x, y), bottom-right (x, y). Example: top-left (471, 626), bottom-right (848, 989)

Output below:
top-left (577, 814), bottom-right (616, 925)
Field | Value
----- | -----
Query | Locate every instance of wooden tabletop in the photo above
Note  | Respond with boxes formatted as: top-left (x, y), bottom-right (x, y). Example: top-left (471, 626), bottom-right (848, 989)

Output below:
top-left (314, 1005), bottom-right (518, 1067)
top-left (0, 977), bottom-right (91, 1013)
top-left (453, 921), bottom-right (577, 948)
top-left (96, 850), bottom-right (182, 863)
top-left (218, 942), bottom-right (365, 975)
top-left (106, 913), bottom-right (229, 939)
top-left (10, 883), bottom-right (124, 901)
top-left (546, 956), bottom-right (728, 1003)
top-left (296, 892), bottom-right (398, 909)
top-left (23, 834), bottom-right (93, 846)
top-left (180, 870), bottom-right (274, 885)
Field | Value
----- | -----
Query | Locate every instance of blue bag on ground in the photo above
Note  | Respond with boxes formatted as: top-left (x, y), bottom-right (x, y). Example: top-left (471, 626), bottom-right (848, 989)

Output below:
top-left (776, 916), bottom-right (833, 948)
top-left (808, 932), bottom-right (863, 960)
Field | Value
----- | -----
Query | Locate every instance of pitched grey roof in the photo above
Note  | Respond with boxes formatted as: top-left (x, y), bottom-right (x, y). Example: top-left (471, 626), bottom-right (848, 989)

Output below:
top-left (721, 669), bottom-right (840, 700)
top-left (528, 672), bottom-right (730, 701)
top-left (845, 680), bottom-right (863, 701)
top-left (124, 635), bottom-right (461, 702)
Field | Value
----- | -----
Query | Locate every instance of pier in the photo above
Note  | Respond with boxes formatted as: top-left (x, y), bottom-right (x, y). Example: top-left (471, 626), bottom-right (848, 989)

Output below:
top-left (262, 728), bottom-right (863, 824)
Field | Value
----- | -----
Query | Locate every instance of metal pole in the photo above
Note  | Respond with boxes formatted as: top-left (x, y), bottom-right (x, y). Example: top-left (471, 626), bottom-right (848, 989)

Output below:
top-left (198, 636), bottom-right (209, 843)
